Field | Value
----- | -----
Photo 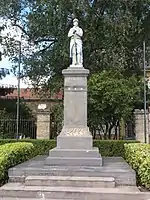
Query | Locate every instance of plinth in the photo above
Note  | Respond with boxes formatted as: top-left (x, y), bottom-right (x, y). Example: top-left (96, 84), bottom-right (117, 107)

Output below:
top-left (45, 66), bottom-right (102, 166)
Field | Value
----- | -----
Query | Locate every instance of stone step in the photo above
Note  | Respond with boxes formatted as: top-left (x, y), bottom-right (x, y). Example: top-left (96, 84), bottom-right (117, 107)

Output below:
top-left (45, 157), bottom-right (102, 167)
top-left (1, 198), bottom-right (76, 200)
top-left (0, 183), bottom-right (149, 200)
top-left (25, 176), bottom-right (115, 188)
top-left (0, 198), bottom-right (72, 200)
top-left (9, 166), bottom-right (136, 186)
top-left (48, 147), bottom-right (100, 158)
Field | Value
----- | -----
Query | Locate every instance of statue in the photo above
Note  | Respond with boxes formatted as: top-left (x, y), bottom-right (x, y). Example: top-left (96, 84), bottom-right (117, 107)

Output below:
top-left (68, 18), bottom-right (83, 66)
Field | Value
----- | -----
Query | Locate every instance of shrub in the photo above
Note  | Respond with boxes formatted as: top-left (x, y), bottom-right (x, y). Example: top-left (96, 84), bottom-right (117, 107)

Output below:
top-left (0, 142), bottom-right (35, 183)
top-left (0, 139), bottom-right (56, 155)
top-left (93, 140), bottom-right (139, 157)
top-left (138, 155), bottom-right (150, 189)
top-left (0, 139), bottom-right (139, 157)
top-left (124, 143), bottom-right (150, 189)
top-left (125, 143), bottom-right (150, 170)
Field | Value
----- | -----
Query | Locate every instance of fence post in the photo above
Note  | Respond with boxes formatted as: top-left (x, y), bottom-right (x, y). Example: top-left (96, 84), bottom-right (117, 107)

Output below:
top-left (134, 109), bottom-right (149, 143)
top-left (36, 104), bottom-right (51, 139)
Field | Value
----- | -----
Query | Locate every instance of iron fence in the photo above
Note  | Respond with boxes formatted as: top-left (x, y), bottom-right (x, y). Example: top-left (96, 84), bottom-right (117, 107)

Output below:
top-left (125, 120), bottom-right (135, 140)
top-left (0, 117), bottom-right (36, 139)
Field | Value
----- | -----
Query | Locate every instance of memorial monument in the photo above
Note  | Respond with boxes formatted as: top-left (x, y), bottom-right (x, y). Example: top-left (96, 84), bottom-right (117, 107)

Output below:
top-left (1, 18), bottom-right (147, 200)
top-left (45, 18), bottom-right (102, 166)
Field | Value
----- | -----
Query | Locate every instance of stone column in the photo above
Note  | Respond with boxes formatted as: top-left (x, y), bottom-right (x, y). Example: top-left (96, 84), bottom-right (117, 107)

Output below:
top-left (45, 67), bottom-right (102, 167)
top-left (57, 67), bottom-right (92, 149)
top-left (36, 110), bottom-right (50, 139)
top-left (134, 109), bottom-right (149, 143)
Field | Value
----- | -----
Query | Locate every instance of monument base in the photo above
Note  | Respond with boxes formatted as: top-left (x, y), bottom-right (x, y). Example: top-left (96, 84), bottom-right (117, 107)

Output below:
top-left (57, 135), bottom-right (93, 149)
top-left (45, 134), bottom-right (102, 167)
top-left (45, 147), bottom-right (102, 167)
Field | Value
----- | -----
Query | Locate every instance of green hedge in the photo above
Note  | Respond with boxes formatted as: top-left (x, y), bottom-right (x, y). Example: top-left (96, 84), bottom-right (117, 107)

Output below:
top-left (93, 140), bottom-right (139, 157)
top-left (0, 139), bottom-right (139, 157)
top-left (0, 142), bottom-right (35, 183)
top-left (124, 143), bottom-right (150, 189)
top-left (0, 139), bottom-right (56, 155)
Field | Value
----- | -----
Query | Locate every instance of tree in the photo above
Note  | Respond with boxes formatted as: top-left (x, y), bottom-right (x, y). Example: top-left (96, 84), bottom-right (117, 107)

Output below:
top-left (0, 25), bottom-right (10, 80)
top-left (50, 103), bottom-right (63, 139)
top-left (88, 69), bottom-right (141, 139)
top-left (1, 0), bottom-right (150, 89)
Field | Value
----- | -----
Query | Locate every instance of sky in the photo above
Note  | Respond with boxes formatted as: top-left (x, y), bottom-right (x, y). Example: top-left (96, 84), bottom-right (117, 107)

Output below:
top-left (0, 19), bottom-right (30, 88)
top-left (0, 16), bottom-right (51, 89)
top-left (0, 57), bottom-right (28, 88)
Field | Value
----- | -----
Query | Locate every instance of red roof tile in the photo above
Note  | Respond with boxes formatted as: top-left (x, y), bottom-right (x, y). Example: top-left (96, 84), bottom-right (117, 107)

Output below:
top-left (0, 88), bottom-right (63, 100)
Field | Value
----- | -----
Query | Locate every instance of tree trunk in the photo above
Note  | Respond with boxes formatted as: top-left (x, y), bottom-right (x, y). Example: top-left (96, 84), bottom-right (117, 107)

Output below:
top-left (113, 121), bottom-right (119, 140)
top-left (104, 124), bottom-right (108, 140)
top-left (98, 129), bottom-right (102, 140)
top-left (93, 128), bottom-right (96, 139)
top-left (108, 124), bottom-right (114, 139)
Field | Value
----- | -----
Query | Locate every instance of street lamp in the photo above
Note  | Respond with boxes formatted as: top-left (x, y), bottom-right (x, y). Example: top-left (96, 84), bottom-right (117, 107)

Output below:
top-left (143, 41), bottom-right (148, 144)
top-left (16, 40), bottom-right (21, 141)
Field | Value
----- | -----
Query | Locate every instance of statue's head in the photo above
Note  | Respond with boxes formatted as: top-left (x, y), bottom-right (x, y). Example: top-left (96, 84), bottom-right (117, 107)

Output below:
top-left (73, 18), bottom-right (78, 27)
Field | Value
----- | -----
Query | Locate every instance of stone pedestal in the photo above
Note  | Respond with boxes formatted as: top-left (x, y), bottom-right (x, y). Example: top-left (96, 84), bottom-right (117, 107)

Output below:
top-left (45, 67), bottom-right (102, 166)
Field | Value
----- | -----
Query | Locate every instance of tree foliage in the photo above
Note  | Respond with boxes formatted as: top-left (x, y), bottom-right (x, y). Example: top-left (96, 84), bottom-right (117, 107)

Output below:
top-left (88, 69), bottom-right (142, 139)
top-left (0, 26), bottom-right (10, 80)
top-left (50, 103), bottom-right (63, 138)
top-left (0, 0), bottom-right (150, 87)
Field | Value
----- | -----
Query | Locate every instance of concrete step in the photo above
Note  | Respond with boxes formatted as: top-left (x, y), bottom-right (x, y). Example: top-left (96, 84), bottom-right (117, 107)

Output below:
top-left (9, 166), bottom-right (136, 186)
top-left (25, 176), bottom-right (115, 188)
top-left (0, 198), bottom-right (72, 200)
top-left (0, 198), bottom-right (74, 200)
top-left (48, 147), bottom-right (100, 157)
top-left (0, 183), bottom-right (149, 200)
top-left (45, 156), bottom-right (102, 166)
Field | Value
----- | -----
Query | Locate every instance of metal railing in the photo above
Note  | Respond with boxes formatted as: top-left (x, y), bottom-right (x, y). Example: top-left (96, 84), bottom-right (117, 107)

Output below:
top-left (0, 117), bottom-right (36, 139)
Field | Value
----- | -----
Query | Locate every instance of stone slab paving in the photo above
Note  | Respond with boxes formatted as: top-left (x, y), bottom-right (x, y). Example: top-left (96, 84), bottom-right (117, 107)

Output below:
top-left (8, 156), bottom-right (134, 171)
top-left (0, 198), bottom-right (73, 200)
top-left (0, 183), bottom-right (150, 200)
top-left (0, 197), bottom-right (73, 200)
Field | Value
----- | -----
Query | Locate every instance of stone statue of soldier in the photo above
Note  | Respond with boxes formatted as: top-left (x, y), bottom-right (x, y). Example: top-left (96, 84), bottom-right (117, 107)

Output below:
top-left (68, 18), bottom-right (83, 66)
